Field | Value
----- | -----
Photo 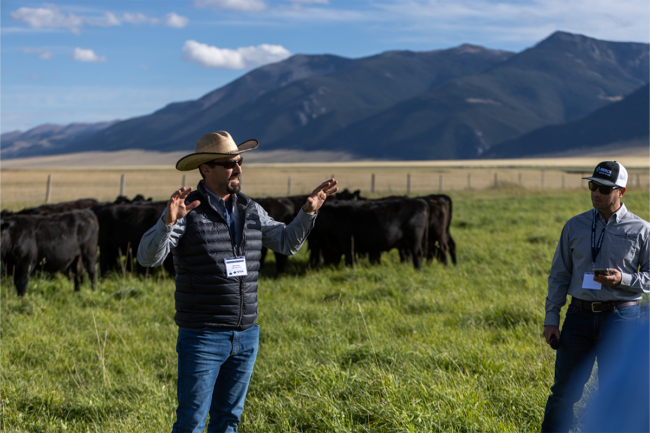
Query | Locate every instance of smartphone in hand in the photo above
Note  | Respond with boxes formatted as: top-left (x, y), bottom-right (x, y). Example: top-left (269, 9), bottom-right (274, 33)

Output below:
top-left (593, 268), bottom-right (610, 276)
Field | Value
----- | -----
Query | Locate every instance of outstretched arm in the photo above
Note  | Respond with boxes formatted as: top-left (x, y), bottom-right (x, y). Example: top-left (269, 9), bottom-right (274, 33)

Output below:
top-left (302, 179), bottom-right (338, 214)
top-left (259, 179), bottom-right (337, 255)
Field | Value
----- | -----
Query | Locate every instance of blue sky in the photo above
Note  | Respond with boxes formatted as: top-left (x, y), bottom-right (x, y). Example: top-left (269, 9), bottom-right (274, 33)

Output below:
top-left (2, 0), bottom-right (648, 134)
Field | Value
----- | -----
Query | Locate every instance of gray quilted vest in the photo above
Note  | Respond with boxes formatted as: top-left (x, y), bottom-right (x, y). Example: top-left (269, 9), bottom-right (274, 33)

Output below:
top-left (173, 183), bottom-right (263, 330)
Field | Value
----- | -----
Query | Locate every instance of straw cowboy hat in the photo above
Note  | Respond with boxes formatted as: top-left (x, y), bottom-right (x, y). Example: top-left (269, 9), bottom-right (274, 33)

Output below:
top-left (175, 131), bottom-right (258, 171)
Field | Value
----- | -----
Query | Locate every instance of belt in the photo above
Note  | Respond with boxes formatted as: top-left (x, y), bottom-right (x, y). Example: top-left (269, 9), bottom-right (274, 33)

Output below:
top-left (571, 298), bottom-right (638, 313)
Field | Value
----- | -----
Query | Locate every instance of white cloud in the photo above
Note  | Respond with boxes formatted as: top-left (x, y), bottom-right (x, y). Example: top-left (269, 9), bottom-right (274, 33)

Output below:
top-left (282, 0), bottom-right (329, 11)
top-left (287, 0), bottom-right (329, 4)
top-left (121, 12), bottom-right (160, 25)
top-left (21, 47), bottom-right (54, 59)
top-left (10, 4), bottom-right (84, 35)
top-left (182, 40), bottom-right (291, 69)
top-left (194, 0), bottom-right (267, 12)
top-left (104, 12), bottom-right (121, 27)
top-left (72, 48), bottom-right (107, 63)
top-left (85, 11), bottom-right (121, 27)
top-left (9, 4), bottom-right (190, 33)
top-left (164, 12), bottom-right (189, 29)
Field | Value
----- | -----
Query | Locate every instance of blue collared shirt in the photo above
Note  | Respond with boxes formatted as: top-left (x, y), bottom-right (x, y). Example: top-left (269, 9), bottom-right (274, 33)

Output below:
top-left (544, 204), bottom-right (650, 326)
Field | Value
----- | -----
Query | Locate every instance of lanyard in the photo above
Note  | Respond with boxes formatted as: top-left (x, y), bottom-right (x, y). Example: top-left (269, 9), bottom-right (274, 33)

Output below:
top-left (225, 198), bottom-right (238, 257)
top-left (591, 209), bottom-right (606, 264)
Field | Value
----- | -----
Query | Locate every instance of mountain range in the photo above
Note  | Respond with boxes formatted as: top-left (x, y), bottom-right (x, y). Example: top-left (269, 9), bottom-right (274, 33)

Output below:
top-left (2, 31), bottom-right (648, 161)
top-left (483, 83), bottom-right (649, 158)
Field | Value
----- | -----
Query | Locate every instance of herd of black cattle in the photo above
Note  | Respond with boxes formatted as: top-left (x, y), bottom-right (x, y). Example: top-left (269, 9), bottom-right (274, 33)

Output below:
top-left (0, 189), bottom-right (455, 297)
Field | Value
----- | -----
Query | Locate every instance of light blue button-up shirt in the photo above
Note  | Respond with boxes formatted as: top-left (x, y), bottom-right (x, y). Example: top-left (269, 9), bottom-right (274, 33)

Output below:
top-left (544, 204), bottom-right (650, 326)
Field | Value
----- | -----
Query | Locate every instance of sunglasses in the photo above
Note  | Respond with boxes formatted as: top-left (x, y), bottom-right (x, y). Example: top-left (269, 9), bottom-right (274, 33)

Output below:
top-left (588, 181), bottom-right (619, 195)
top-left (209, 157), bottom-right (243, 169)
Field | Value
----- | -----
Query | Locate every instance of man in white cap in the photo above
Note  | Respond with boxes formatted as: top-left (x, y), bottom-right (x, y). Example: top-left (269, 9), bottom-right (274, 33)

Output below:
top-left (541, 161), bottom-right (649, 432)
top-left (138, 131), bottom-right (337, 432)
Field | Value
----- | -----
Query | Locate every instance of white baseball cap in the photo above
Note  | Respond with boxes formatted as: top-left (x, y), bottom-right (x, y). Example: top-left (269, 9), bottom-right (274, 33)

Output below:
top-left (582, 161), bottom-right (628, 188)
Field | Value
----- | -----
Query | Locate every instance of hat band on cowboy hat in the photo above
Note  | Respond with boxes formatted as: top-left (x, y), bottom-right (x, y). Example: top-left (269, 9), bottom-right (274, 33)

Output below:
top-left (582, 161), bottom-right (628, 188)
top-left (176, 131), bottom-right (258, 171)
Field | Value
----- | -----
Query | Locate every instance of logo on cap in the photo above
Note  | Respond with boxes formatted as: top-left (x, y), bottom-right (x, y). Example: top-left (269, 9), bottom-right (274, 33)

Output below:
top-left (598, 167), bottom-right (612, 177)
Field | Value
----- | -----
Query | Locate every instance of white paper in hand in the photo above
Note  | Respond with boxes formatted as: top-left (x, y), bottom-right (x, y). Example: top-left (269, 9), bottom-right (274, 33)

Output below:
top-left (582, 272), bottom-right (601, 290)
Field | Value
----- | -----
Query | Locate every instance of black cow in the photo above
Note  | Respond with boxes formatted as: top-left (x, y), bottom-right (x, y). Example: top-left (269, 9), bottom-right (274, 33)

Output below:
top-left (0, 209), bottom-right (99, 296)
top-left (285, 188), bottom-right (364, 218)
top-left (285, 189), bottom-right (366, 267)
top-left (378, 194), bottom-right (457, 266)
top-left (335, 189), bottom-right (365, 201)
top-left (253, 197), bottom-right (295, 273)
top-left (310, 198), bottom-right (429, 269)
top-left (1, 198), bottom-right (98, 218)
top-left (91, 201), bottom-right (172, 277)
top-left (421, 194), bottom-right (457, 266)
top-left (113, 194), bottom-right (152, 204)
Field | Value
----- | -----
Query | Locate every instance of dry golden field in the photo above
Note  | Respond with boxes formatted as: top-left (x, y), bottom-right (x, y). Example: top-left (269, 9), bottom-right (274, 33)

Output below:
top-left (2, 157), bottom-right (649, 210)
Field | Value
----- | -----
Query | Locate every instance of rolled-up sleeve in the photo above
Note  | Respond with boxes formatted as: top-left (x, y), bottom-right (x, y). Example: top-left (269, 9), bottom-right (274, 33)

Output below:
top-left (545, 224), bottom-right (573, 327)
top-left (257, 203), bottom-right (317, 256)
top-left (137, 210), bottom-right (186, 267)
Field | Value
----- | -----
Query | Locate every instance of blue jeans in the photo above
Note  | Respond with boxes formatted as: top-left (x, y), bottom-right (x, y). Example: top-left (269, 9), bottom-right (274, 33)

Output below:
top-left (172, 324), bottom-right (259, 433)
top-left (541, 303), bottom-right (641, 433)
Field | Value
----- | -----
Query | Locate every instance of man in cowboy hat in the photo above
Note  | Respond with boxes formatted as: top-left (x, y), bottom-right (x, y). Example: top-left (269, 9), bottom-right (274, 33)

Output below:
top-left (541, 161), bottom-right (649, 432)
top-left (138, 131), bottom-right (338, 432)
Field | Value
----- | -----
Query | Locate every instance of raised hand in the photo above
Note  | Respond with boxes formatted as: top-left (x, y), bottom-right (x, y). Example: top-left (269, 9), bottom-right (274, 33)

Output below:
top-left (163, 187), bottom-right (201, 226)
top-left (303, 179), bottom-right (338, 214)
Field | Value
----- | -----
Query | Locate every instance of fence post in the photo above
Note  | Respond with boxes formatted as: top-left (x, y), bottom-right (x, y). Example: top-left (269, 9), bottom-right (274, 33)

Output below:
top-left (120, 174), bottom-right (126, 196)
top-left (182, 175), bottom-right (187, 188)
top-left (439, 175), bottom-right (443, 192)
top-left (406, 173), bottom-right (411, 195)
top-left (518, 172), bottom-right (522, 187)
top-left (637, 173), bottom-right (640, 187)
top-left (494, 172), bottom-right (498, 187)
top-left (467, 173), bottom-right (471, 189)
top-left (541, 171), bottom-right (545, 189)
top-left (287, 176), bottom-right (292, 196)
top-left (371, 174), bottom-right (375, 194)
top-left (45, 174), bottom-right (52, 204)
top-left (562, 174), bottom-right (565, 189)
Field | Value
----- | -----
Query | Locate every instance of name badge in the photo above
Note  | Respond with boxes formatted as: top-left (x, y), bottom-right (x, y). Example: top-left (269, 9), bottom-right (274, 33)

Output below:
top-left (224, 256), bottom-right (248, 278)
top-left (582, 272), bottom-right (601, 290)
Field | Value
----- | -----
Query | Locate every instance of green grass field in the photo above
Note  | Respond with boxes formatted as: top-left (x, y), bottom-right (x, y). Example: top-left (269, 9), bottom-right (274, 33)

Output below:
top-left (2, 188), bottom-right (648, 432)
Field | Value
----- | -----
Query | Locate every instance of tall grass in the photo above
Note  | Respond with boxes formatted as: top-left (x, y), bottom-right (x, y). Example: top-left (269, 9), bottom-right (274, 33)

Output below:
top-left (2, 189), bottom-right (648, 432)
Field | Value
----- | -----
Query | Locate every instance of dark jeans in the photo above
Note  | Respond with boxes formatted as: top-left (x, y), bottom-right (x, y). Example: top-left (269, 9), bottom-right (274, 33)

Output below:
top-left (541, 303), bottom-right (641, 433)
top-left (172, 324), bottom-right (259, 433)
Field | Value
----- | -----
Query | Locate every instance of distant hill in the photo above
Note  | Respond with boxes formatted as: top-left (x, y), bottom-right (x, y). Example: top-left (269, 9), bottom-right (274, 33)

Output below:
top-left (1, 31), bottom-right (648, 161)
top-left (318, 31), bottom-right (649, 160)
top-left (1, 121), bottom-right (118, 159)
top-left (481, 84), bottom-right (649, 158)
top-left (1, 45), bottom-right (514, 159)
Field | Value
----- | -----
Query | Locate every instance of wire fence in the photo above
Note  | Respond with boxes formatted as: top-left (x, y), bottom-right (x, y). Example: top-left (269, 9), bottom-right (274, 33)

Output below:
top-left (2, 166), bottom-right (649, 210)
